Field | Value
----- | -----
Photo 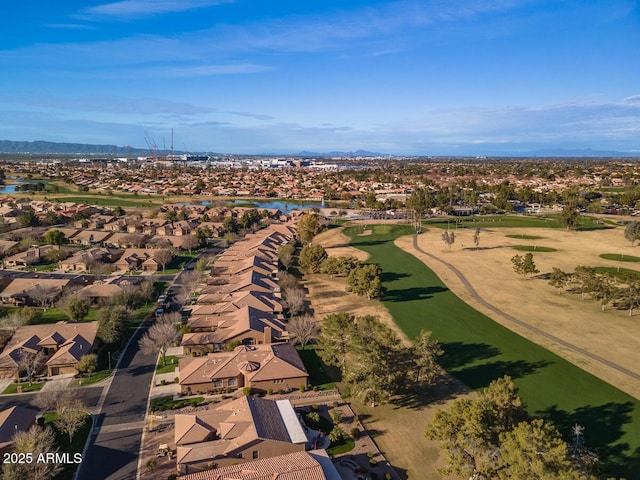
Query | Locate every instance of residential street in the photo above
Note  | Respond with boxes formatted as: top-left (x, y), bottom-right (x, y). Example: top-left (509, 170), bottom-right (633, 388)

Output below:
top-left (77, 316), bottom-right (157, 480)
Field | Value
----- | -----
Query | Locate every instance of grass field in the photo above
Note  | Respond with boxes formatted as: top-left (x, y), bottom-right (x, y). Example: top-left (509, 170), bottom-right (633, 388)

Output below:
top-left (343, 224), bottom-right (640, 478)
top-left (505, 234), bottom-right (546, 240)
top-left (511, 245), bottom-right (558, 252)
top-left (423, 214), bottom-right (609, 230)
top-left (601, 253), bottom-right (640, 262)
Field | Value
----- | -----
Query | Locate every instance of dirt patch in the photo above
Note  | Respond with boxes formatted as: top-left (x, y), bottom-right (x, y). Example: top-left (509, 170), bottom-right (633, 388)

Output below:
top-left (313, 227), bottom-right (370, 261)
top-left (396, 226), bottom-right (640, 400)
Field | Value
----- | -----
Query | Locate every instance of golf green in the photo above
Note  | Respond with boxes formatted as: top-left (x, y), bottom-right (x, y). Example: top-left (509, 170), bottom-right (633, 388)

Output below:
top-left (344, 224), bottom-right (640, 477)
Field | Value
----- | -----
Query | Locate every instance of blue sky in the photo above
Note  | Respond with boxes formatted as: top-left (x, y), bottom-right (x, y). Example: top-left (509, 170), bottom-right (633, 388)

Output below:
top-left (1, 0), bottom-right (639, 155)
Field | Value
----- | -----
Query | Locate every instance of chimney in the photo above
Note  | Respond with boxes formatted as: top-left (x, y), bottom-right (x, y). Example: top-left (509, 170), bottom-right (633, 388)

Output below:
top-left (263, 326), bottom-right (272, 344)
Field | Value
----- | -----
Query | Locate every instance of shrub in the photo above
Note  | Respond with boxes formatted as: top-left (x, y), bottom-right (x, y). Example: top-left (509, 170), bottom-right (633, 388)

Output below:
top-left (277, 389), bottom-right (285, 395)
top-left (160, 379), bottom-right (167, 386)
top-left (299, 384), bottom-right (306, 392)
top-left (190, 399), bottom-right (199, 407)
top-left (242, 387), bottom-right (252, 396)
top-left (350, 427), bottom-right (360, 438)
top-left (313, 385), bottom-right (320, 391)
top-left (167, 475), bottom-right (178, 480)
top-left (385, 474), bottom-right (393, 480)
top-left (332, 401), bottom-right (339, 408)
top-left (174, 377), bottom-right (179, 384)
top-left (370, 458), bottom-right (377, 466)
top-left (266, 389), bottom-right (273, 395)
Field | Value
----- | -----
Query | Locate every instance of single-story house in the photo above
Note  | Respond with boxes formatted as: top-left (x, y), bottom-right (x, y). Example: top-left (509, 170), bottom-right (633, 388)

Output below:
top-left (179, 343), bottom-right (307, 395)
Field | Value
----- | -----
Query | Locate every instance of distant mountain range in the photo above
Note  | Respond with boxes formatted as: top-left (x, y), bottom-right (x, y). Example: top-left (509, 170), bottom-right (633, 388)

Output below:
top-left (294, 150), bottom-right (388, 157)
top-left (0, 139), bottom-right (638, 158)
top-left (0, 140), bottom-right (153, 155)
top-left (528, 148), bottom-right (640, 158)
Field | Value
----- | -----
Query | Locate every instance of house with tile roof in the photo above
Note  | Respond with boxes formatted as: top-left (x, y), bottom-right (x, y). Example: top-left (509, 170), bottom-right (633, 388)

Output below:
top-left (174, 396), bottom-right (307, 475)
top-left (177, 450), bottom-right (340, 480)
top-left (183, 306), bottom-right (287, 353)
top-left (0, 322), bottom-right (98, 379)
top-left (179, 343), bottom-right (307, 395)
top-left (0, 406), bottom-right (38, 454)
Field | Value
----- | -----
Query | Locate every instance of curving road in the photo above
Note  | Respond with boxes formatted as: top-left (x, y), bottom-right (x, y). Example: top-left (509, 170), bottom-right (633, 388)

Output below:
top-left (412, 234), bottom-right (640, 383)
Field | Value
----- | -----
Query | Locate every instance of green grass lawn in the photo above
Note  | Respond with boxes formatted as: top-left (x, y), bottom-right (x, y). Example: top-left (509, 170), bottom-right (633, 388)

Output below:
top-left (156, 355), bottom-right (178, 374)
top-left (2, 381), bottom-right (45, 394)
top-left (600, 253), bottom-right (640, 262)
top-left (423, 214), bottom-right (609, 230)
top-left (505, 234), bottom-right (546, 240)
top-left (511, 245), bottom-right (558, 252)
top-left (150, 395), bottom-right (204, 411)
top-left (344, 224), bottom-right (640, 478)
top-left (593, 266), bottom-right (640, 280)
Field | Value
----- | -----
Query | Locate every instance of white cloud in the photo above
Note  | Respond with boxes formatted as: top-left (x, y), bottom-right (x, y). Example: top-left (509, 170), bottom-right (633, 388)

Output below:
top-left (76, 0), bottom-right (234, 21)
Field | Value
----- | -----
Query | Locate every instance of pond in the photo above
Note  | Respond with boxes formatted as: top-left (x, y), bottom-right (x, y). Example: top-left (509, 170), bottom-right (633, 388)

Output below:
top-left (199, 199), bottom-right (323, 211)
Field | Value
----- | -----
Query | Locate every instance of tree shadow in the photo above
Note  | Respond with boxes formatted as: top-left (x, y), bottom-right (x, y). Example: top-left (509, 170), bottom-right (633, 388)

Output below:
top-left (452, 359), bottom-right (553, 390)
top-left (440, 342), bottom-right (501, 370)
top-left (349, 239), bottom-right (390, 247)
top-left (391, 375), bottom-right (468, 410)
top-left (380, 271), bottom-right (411, 282)
top-left (383, 286), bottom-right (448, 302)
top-left (537, 402), bottom-right (640, 478)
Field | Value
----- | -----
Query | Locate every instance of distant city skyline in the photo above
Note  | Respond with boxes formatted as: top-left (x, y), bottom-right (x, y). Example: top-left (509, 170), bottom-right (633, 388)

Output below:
top-left (1, 0), bottom-right (639, 155)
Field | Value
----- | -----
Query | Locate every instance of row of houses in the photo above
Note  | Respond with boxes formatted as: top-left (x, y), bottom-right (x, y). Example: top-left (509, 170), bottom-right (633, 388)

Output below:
top-left (178, 222), bottom-right (306, 395)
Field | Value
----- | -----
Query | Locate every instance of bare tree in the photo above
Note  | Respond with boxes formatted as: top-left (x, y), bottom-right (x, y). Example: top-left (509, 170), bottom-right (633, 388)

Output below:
top-left (28, 284), bottom-right (59, 311)
top-left (3, 426), bottom-right (63, 480)
top-left (287, 314), bottom-right (319, 348)
top-left (0, 311), bottom-right (26, 334)
top-left (154, 249), bottom-right (173, 271)
top-left (17, 350), bottom-right (46, 386)
top-left (182, 235), bottom-right (200, 254)
top-left (138, 317), bottom-right (180, 366)
top-left (55, 399), bottom-right (87, 443)
top-left (180, 270), bottom-right (201, 292)
top-left (284, 287), bottom-right (306, 316)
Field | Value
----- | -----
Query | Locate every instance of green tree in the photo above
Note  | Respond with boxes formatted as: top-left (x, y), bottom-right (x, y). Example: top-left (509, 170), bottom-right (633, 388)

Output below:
top-left (473, 228), bottom-right (481, 250)
top-left (17, 208), bottom-right (40, 228)
top-left (426, 376), bottom-right (527, 478)
top-left (498, 419), bottom-right (581, 479)
top-left (511, 253), bottom-right (539, 279)
top-left (62, 294), bottom-right (91, 322)
top-left (624, 221), bottom-right (640, 245)
top-left (277, 243), bottom-right (295, 270)
top-left (97, 305), bottom-right (130, 344)
top-left (298, 244), bottom-right (327, 273)
top-left (318, 312), bottom-right (354, 373)
top-left (77, 353), bottom-right (98, 378)
top-left (44, 229), bottom-right (66, 246)
top-left (297, 213), bottom-right (324, 243)
top-left (549, 267), bottom-right (569, 294)
top-left (571, 265), bottom-right (597, 300)
top-left (409, 330), bottom-right (443, 386)
top-left (347, 263), bottom-right (383, 299)
top-left (223, 216), bottom-right (239, 234)
top-left (559, 204), bottom-right (580, 230)
top-left (344, 315), bottom-right (406, 406)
